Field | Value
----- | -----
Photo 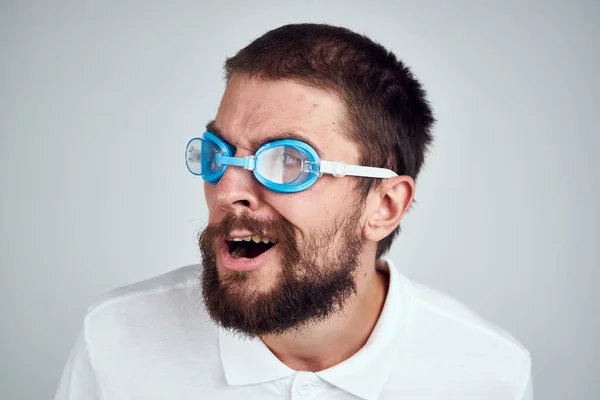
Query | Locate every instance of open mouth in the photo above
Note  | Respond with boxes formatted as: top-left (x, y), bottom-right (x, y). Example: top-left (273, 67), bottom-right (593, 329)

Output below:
top-left (227, 235), bottom-right (277, 259)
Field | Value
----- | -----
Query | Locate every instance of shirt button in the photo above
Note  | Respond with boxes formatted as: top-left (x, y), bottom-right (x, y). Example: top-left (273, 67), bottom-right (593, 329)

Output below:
top-left (297, 382), bottom-right (312, 395)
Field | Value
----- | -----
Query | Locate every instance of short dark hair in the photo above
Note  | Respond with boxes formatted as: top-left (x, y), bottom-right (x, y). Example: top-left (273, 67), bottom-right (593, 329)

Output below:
top-left (224, 23), bottom-right (435, 258)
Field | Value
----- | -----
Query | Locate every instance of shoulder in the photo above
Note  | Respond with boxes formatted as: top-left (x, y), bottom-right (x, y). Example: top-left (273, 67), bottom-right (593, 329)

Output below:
top-left (82, 265), bottom-right (216, 363)
top-left (85, 264), bottom-right (204, 323)
top-left (408, 279), bottom-right (530, 361)
top-left (71, 266), bottom-right (223, 393)
top-left (86, 265), bottom-right (201, 312)
top-left (394, 272), bottom-right (531, 398)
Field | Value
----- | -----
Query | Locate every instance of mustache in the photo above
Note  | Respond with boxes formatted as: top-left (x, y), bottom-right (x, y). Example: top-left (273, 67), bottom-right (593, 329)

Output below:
top-left (200, 212), bottom-right (297, 245)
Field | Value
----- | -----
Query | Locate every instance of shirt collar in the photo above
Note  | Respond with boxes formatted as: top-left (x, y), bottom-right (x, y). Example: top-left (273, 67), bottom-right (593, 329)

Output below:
top-left (218, 258), bottom-right (409, 400)
top-left (219, 329), bottom-right (295, 385)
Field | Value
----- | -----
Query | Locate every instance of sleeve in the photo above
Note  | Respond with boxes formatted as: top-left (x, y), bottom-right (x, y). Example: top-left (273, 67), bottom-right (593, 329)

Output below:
top-left (519, 373), bottom-right (534, 400)
top-left (54, 330), bottom-right (101, 400)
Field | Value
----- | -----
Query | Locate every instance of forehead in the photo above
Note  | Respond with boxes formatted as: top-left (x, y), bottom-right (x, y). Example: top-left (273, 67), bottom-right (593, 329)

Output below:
top-left (212, 76), bottom-right (357, 160)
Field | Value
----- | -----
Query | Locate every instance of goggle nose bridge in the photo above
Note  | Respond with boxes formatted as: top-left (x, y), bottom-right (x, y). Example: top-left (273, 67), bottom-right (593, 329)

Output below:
top-left (214, 154), bottom-right (257, 172)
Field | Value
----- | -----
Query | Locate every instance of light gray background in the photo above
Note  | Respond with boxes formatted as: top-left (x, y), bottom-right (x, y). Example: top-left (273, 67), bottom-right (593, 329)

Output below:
top-left (1, 1), bottom-right (598, 399)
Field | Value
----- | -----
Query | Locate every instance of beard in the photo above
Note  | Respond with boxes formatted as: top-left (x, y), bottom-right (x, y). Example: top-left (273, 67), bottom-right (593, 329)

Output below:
top-left (198, 203), bottom-right (364, 338)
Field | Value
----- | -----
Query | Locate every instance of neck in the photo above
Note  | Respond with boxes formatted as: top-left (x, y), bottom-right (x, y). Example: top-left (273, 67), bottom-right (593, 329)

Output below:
top-left (261, 258), bottom-right (389, 372)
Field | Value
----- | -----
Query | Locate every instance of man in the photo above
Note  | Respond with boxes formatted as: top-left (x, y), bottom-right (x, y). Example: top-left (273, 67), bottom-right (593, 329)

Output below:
top-left (56, 24), bottom-right (533, 399)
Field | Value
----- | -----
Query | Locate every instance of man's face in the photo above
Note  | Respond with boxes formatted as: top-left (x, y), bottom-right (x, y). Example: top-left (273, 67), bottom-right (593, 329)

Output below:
top-left (199, 76), bottom-right (368, 337)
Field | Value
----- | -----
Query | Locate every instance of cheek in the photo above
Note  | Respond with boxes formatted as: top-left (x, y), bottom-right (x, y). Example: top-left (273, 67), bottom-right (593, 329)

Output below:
top-left (273, 188), bottom-right (340, 232)
top-left (299, 179), bottom-right (363, 227)
top-left (203, 182), bottom-right (213, 205)
top-left (203, 183), bottom-right (220, 219)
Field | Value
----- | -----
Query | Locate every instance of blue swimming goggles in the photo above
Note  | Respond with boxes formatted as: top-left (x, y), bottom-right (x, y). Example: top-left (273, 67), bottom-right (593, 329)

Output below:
top-left (185, 131), bottom-right (398, 193)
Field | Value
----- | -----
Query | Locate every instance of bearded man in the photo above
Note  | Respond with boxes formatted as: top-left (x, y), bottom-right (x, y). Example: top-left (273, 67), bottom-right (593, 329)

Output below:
top-left (56, 23), bottom-right (533, 400)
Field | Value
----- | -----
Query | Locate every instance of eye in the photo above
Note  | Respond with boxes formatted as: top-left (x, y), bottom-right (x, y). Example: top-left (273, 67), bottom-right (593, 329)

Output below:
top-left (282, 151), bottom-right (302, 164)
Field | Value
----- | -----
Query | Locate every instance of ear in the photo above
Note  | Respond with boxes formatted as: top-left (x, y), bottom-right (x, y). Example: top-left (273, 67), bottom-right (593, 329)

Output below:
top-left (362, 176), bottom-right (415, 242)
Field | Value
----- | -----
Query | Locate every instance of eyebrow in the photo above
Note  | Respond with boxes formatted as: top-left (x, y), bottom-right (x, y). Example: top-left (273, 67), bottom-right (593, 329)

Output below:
top-left (205, 119), bottom-right (323, 154)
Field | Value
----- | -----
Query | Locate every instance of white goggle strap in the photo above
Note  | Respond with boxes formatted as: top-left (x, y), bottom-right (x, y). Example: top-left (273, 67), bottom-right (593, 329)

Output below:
top-left (319, 160), bottom-right (398, 179)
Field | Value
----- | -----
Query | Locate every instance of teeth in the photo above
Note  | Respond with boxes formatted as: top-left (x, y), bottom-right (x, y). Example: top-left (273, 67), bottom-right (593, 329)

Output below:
top-left (228, 235), bottom-right (276, 244)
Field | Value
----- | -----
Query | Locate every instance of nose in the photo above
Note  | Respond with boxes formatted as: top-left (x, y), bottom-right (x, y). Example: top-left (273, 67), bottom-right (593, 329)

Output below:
top-left (214, 162), bottom-right (261, 213)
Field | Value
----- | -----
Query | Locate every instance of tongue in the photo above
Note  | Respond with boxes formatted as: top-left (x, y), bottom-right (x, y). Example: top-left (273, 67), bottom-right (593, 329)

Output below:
top-left (230, 243), bottom-right (248, 259)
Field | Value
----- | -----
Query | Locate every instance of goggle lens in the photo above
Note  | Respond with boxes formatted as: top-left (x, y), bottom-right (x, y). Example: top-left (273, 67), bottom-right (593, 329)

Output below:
top-left (256, 146), bottom-right (312, 185)
top-left (186, 138), bottom-right (223, 176)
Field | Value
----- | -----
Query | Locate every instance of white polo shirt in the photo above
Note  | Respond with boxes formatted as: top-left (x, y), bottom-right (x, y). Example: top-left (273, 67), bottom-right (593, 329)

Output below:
top-left (55, 259), bottom-right (533, 399)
